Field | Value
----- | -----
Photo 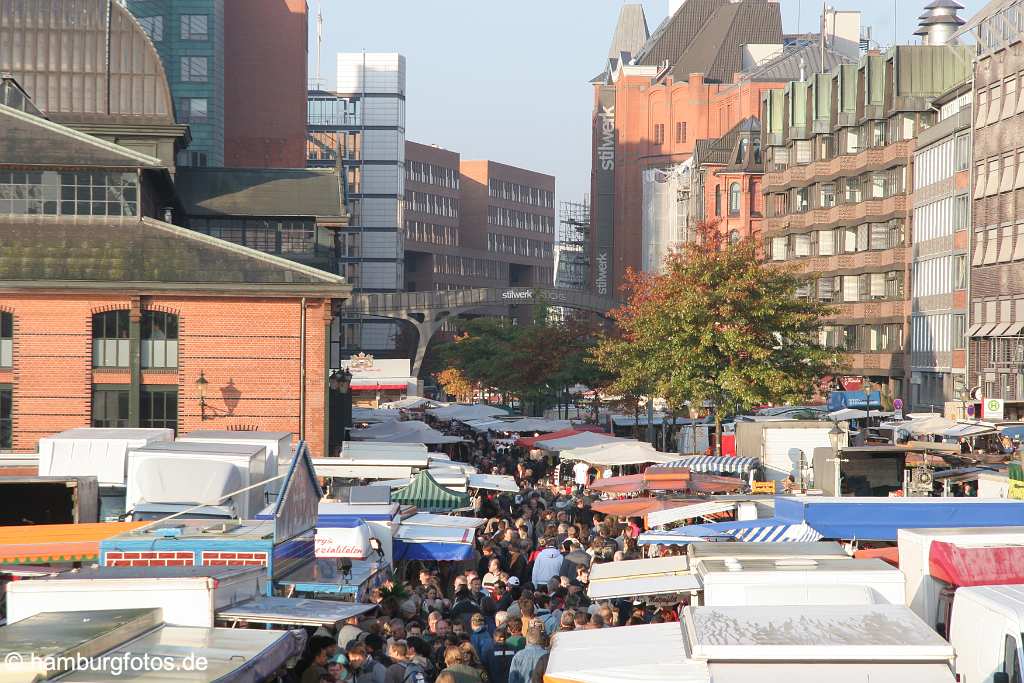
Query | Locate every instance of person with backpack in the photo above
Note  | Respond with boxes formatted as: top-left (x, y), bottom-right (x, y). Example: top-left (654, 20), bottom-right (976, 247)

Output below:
top-left (383, 641), bottom-right (426, 683)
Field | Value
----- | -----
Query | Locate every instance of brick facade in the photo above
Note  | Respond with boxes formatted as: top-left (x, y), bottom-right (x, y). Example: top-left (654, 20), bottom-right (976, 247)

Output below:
top-left (2, 292), bottom-right (332, 456)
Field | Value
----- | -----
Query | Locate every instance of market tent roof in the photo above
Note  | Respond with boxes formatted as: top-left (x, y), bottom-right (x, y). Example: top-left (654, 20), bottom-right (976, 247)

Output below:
top-left (217, 598), bottom-right (376, 628)
top-left (896, 415), bottom-right (957, 436)
top-left (942, 422), bottom-right (999, 438)
top-left (536, 431), bottom-right (626, 452)
top-left (928, 541), bottom-right (1024, 587)
top-left (402, 513), bottom-right (486, 529)
top-left (588, 473), bottom-right (646, 494)
top-left (353, 407), bottom-right (401, 423)
top-left (382, 397), bottom-right (446, 410)
top-left (464, 417), bottom-right (571, 433)
top-left (639, 518), bottom-right (824, 545)
top-left (543, 622), bottom-right (708, 683)
top-left (427, 403), bottom-right (510, 422)
top-left (393, 523), bottom-right (476, 561)
top-left (0, 522), bottom-right (146, 564)
top-left (350, 420), bottom-right (463, 444)
top-left (467, 473), bottom-right (520, 492)
top-left (645, 500), bottom-right (738, 527)
top-left (590, 498), bottom-right (699, 518)
top-left (559, 441), bottom-right (679, 465)
top-left (662, 456), bottom-right (759, 475)
top-left (516, 426), bottom-right (608, 448)
top-left (390, 471), bottom-right (470, 513)
top-left (588, 556), bottom-right (699, 600)
top-left (828, 408), bottom-right (894, 421)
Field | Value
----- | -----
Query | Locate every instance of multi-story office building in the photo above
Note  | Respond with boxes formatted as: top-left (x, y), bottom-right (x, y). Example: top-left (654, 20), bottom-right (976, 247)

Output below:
top-left (589, 0), bottom-right (861, 293)
top-left (403, 143), bottom-right (556, 296)
top-left (909, 83), bottom-right (972, 410)
top-left (962, 1), bottom-right (1024, 419)
top-left (127, 0), bottom-right (226, 167)
top-left (760, 38), bottom-right (970, 400)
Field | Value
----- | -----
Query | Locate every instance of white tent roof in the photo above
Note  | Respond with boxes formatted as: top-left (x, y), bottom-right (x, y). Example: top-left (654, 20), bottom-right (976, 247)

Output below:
top-left (559, 441), bottom-right (680, 465)
top-left (402, 513), bottom-right (486, 529)
top-left (587, 556), bottom-right (699, 600)
top-left (884, 414), bottom-right (956, 436)
top-left (828, 409), bottom-right (894, 422)
top-left (463, 417), bottom-right (572, 433)
top-left (545, 622), bottom-right (708, 683)
top-left (942, 421), bottom-right (999, 438)
top-left (382, 397), bottom-right (447, 410)
top-left (350, 420), bottom-right (463, 444)
top-left (427, 403), bottom-right (510, 421)
top-left (353, 407), bottom-right (401, 423)
top-left (536, 431), bottom-right (626, 452)
top-left (467, 473), bottom-right (520, 492)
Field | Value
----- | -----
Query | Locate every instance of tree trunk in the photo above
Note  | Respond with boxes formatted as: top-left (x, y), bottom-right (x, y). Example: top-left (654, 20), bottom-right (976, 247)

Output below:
top-left (714, 406), bottom-right (723, 456)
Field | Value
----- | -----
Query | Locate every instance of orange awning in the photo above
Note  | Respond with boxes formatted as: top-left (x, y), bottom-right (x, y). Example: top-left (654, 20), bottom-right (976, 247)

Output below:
top-left (588, 474), bottom-right (645, 495)
top-left (0, 522), bottom-right (146, 565)
top-left (590, 498), bottom-right (699, 518)
top-left (854, 546), bottom-right (899, 567)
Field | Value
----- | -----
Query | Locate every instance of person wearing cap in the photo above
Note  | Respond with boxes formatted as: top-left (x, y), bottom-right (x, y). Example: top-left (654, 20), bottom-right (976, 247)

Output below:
top-left (328, 653), bottom-right (353, 682)
top-left (530, 538), bottom-right (563, 588)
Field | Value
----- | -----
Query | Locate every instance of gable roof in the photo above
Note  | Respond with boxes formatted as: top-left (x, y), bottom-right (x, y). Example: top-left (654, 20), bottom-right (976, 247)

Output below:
top-left (742, 40), bottom-right (856, 83)
top-left (0, 215), bottom-right (352, 296)
top-left (175, 167), bottom-right (344, 219)
top-left (0, 102), bottom-right (164, 169)
top-left (607, 4), bottom-right (650, 59)
top-left (635, 0), bottom-right (783, 84)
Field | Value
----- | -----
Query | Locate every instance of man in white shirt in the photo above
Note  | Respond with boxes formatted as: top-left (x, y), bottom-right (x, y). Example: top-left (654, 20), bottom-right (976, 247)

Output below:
top-left (531, 538), bottom-right (564, 588)
top-left (572, 461), bottom-right (590, 493)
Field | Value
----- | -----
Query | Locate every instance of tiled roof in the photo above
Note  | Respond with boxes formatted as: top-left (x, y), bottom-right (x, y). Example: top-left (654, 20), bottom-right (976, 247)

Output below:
top-left (0, 216), bottom-right (351, 294)
top-left (175, 167), bottom-right (344, 219)
top-left (635, 0), bottom-right (724, 68)
top-left (0, 102), bottom-right (164, 168)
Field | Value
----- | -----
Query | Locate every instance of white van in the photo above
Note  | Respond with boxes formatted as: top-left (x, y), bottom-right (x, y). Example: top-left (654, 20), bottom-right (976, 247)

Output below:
top-left (949, 585), bottom-right (1024, 683)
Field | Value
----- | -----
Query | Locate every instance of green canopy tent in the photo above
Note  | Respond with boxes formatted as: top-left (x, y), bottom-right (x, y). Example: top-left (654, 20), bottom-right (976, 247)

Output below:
top-left (392, 471), bottom-right (471, 513)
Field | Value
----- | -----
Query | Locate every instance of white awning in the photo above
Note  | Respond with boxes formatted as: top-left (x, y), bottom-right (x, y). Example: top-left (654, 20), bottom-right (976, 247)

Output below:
top-left (646, 501), bottom-right (737, 528)
top-left (708, 662), bottom-right (955, 683)
top-left (991, 322), bottom-right (1014, 337)
top-left (559, 441), bottom-right (680, 466)
top-left (217, 597), bottom-right (375, 628)
top-left (588, 556), bottom-right (698, 600)
top-left (966, 323), bottom-right (984, 337)
top-left (535, 432), bottom-right (626, 451)
top-left (394, 524), bottom-right (475, 544)
top-left (942, 422), bottom-right (998, 438)
top-left (402, 513), bottom-right (486, 529)
top-left (427, 403), bottom-right (510, 421)
top-left (467, 473), bottom-right (520, 492)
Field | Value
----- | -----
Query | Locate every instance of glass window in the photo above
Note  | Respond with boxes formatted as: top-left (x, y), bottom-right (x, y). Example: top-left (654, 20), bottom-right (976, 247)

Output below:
top-left (181, 56), bottom-right (208, 83)
top-left (92, 311), bottom-right (130, 368)
top-left (141, 387), bottom-right (178, 433)
top-left (0, 385), bottom-right (9, 450)
top-left (180, 14), bottom-right (209, 40)
top-left (714, 186), bottom-right (722, 217)
top-left (818, 229), bottom-right (835, 256)
top-left (179, 98), bottom-right (208, 123)
top-left (819, 183), bottom-right (836, 208)
top-left (728, 183), bottom-right (741, 216)
top-left (795, 140), bottom-right (812, 164)
top-left (0, 312), bottom-right (10, 368)
top-left (138, 15), bottom-right (164, 42)
top-left (141, 311), bottom-right (179, 369)
top-left (955, 134), bottom-right (970, 171)
top-left (92, 388), bottom-right (129, 428)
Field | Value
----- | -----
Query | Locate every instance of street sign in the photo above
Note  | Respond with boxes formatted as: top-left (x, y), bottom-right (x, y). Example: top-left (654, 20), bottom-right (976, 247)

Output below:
top-left (893, 398), bottom-right (904, 421)
top-left (984, 398), bottom-right (1005, 421)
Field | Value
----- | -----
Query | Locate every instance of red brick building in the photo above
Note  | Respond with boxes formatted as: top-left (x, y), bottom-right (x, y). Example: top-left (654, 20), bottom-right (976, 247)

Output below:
top-left (224, 0), bottom-right (309, 168)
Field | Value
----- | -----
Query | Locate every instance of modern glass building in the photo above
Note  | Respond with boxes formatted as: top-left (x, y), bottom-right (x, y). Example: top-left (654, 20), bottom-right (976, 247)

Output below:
top-left (126, 0), bottom-right (225, 167)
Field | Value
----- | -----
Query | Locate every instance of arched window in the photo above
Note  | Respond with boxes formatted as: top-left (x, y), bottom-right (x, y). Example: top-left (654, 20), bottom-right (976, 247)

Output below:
top-left (0, 312), bottom-right (11, 368)
top-left (142, 311), bottom-right (179, 368)
top-left (730, 230), bottom-right (741, 245)
top-left (92, 311), bottom-right (129, 368)
top-left (729, 182), bottom-right (741, 216)
top-left (714, 185), bottom-right (722, 217)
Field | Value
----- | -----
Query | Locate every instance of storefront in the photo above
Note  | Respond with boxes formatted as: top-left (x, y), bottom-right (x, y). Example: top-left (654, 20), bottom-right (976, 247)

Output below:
top-left (339, 354), bottom-right (418, 408)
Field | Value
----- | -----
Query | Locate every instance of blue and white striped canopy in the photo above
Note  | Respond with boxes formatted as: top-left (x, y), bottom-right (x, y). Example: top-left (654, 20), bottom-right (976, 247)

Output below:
top-left (661, 455), bottom-right (759, 475)
top-left (638, 518), bottom-right (823, 545)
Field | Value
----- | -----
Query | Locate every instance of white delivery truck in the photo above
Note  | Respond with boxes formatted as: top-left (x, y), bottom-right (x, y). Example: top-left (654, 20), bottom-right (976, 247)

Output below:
top-left (694, 557), bottom-right (905, 606)
top-left (948, 585), bottom-right (1024, 683)
top-left (898, 526), bottom-right (1024, 630)
top-left (125, 441), bottom-right (267, 519)
top-left (6, 566), bottom-right (265, 627)
top-left (177, 430), bottom-right (292, 494)
top-left (734, 420), bottom-right (847, 482)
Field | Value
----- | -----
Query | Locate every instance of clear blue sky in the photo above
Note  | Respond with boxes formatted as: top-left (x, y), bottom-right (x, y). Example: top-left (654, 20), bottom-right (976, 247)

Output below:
top-left (313, 0), bottom-right (986, 209)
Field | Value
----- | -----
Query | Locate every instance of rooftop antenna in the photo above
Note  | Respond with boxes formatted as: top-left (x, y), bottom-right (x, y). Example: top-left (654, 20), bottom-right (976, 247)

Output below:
top-left (314, 0), bottom-right (323, 88)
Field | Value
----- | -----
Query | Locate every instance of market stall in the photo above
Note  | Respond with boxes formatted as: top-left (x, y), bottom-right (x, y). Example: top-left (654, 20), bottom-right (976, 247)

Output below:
top-left (391, 470), bottom-right (471, 512)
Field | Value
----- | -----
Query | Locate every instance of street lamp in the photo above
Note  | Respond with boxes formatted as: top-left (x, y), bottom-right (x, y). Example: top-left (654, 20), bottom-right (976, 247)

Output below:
top-left (196, 371), bottom-right (209, 420)
top-left (826, 421), bottom-right (848, 497)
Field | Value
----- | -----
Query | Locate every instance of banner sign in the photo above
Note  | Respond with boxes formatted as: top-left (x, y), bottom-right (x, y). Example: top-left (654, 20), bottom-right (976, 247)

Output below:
top-left (595, 86), bottom-right (616, 296)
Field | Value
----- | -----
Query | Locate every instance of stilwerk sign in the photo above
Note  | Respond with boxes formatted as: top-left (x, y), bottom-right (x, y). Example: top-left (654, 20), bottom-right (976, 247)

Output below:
top-left (595, 86), bottom-right (616, 296)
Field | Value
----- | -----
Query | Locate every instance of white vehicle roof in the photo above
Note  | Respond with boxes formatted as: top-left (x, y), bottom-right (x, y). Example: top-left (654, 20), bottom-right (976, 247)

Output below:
top-left (898, 526), bottom-right (1024, 540)
top-left (402, 513), bottom-right (485, 529)
top-left (708, 662), bottom-right (955, 683)
top-left (695, 558), bottom-right (895, 576)
top-left (683, 604), bottom-right (953, 661)
top-left (132, 441), bottom-right (266, 457)
top-left (44, 428), bottom-right (172, 441)
top-left (589, 556), bottom-right (688, 581)
top-left (133, 458), bottom-right (241, 506)
top-left (951, 585), bottom-right (1024, 624)
top-left (687, 541), bottom-right (849, 562)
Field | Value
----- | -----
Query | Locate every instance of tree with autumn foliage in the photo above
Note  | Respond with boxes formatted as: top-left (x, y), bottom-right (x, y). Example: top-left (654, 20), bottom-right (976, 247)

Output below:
top-left (590, 221), bottom-right (843, 451)
top-left (435, 367), bottom-right (476, 402)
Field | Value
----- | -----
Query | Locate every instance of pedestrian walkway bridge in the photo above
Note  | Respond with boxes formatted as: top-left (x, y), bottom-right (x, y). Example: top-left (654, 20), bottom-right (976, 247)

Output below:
top-left (342, 287), bottom-right (619, 374)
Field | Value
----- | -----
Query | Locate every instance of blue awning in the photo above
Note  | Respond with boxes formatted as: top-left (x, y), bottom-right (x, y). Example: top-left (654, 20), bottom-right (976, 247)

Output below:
top-left (393, 539), bottom-right (474, 562)
top-left (660, 456), bottom-right (759, 475)
top-left (639, 518), bottom-right (823, 545)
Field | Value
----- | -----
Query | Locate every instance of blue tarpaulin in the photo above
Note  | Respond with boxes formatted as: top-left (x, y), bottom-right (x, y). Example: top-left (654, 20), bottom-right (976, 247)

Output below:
top-left (827, 391), bottom-right (882, 411)
top-left (392, 539), bottom-right (474, 562)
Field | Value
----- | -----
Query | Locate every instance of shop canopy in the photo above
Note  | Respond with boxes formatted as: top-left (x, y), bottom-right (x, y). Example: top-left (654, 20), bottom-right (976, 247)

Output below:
top-left (390, 470), bottom-right (471, 513)
top-left (393, 524), bottom-right (477, 561)
top-left (516, 426), bottom-right (608, 448)
top-left (543, 621), bottom-right (707, 683)
top-left (427, 403), bottom-right (510, 422)
top-left (645, 500), bottom-right (738, 527)
top-left (928, 540), bottom-right (1024, 587)
top-left (661, 456), bottom-right (759, 475)
top-left (560, 441), bottom-right (680, 465)
top-left (0, 521), bottom-right (146, 564)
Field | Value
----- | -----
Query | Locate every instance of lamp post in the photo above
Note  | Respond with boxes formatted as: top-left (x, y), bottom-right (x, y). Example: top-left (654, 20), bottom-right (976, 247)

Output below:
top-left (196, 371), bottom-right (209, 420)
top-left (826, 421), bottom-right (848, 497)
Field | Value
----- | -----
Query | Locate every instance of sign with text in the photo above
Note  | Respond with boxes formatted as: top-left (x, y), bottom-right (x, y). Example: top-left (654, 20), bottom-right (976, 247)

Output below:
top-left (595, 85), bottom-right (616, 296)
top-left (315, 527), bottom-right (370, 559)
top-left (984, 398), bottom-right (1005, 421)
top-left (751, 481), bottom-right (777, 495)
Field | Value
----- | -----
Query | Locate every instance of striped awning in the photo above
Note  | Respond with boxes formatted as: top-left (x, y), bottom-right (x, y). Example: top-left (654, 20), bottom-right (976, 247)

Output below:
top-left (391, 471), bottom-right (470, 513)
top-left (661, 456), bottom-right (759, 475)
top-left (638, 519), bottom-right (823, 545)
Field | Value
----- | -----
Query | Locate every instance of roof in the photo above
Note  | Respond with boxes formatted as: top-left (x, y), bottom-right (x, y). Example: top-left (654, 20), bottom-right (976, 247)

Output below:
top-left (607, 4), bottom-right (650, 59)
top-left (0, 102), bottom-right (164, 168)
top-left (928, 541), bottom-right (1024, 587)
top-left (742, 40), bottom-right (855, 83)
top-left (0, 521), bottom-right (146, 564)
top-left (175, 167), bottom-right (344, 219)
top-left (696, 557), bottom-right (895, 575)
top-left (390, 471), bottom-right (470, 513)
top-left (636, 0), bottom-right (783, 84)
top-left (0, 216), bottom-right (352, 296)
top-left (0, 75), bottom-right (45, 117)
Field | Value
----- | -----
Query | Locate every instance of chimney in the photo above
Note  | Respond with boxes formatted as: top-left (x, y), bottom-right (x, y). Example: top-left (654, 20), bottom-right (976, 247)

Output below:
top-left (916, 0), bottom-right (965, 46)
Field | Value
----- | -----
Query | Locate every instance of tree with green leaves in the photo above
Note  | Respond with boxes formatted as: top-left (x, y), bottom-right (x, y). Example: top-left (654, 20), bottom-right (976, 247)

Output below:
top-left (590, 221), bottom-right (843, 451)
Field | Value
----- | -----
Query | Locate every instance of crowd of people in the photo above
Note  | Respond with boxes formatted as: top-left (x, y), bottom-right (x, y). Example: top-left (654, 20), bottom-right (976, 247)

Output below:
top-left (290, 424), bottom-right (684, 683)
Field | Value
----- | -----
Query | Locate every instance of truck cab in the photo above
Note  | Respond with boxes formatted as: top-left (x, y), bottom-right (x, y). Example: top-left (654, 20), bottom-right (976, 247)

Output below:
top-left (948, 585), bottom-right (1024, 683)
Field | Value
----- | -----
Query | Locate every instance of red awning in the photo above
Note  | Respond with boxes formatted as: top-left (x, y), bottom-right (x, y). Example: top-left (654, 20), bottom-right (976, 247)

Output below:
top-left (929, 541), bottom-right (1024, 587)
top-left (516, 425), bottom-right (606, 448)
top-left (589, 474), bottom-right (646, 495)
top-left (590, 498), bottom-right (697, 518)
top-left (855, 546), bottom-right (899, 567)
top-left (352, 384), bottom-right (407, 391)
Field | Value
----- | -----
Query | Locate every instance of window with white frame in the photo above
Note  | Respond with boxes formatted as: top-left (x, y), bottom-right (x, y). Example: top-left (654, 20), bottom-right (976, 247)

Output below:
top-left (180, 15), bottom-right (209, 40)
top-left (180, 56), bottom-right (208, 83)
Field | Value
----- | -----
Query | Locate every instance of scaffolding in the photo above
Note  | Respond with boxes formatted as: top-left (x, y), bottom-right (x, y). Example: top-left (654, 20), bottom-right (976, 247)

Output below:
top-left (555, 198), bottom-right (591, 291)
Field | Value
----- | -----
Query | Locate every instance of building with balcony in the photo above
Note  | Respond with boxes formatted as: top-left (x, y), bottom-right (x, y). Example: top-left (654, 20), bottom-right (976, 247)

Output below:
top-left (760, 40), bottom-right (971, 400)
top-left (961, 0), bottom-right (1024, 419)
top-left (909, 83), bottom-right (972, 411)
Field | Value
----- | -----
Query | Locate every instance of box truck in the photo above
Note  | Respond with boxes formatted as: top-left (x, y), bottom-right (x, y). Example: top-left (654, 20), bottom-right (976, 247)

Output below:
top-left (177, 430), bottom-right (292, 494)
top-left (0, 476), bottom-right (98, 524)
top-left (734, 420), bottom-right (847, 482)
